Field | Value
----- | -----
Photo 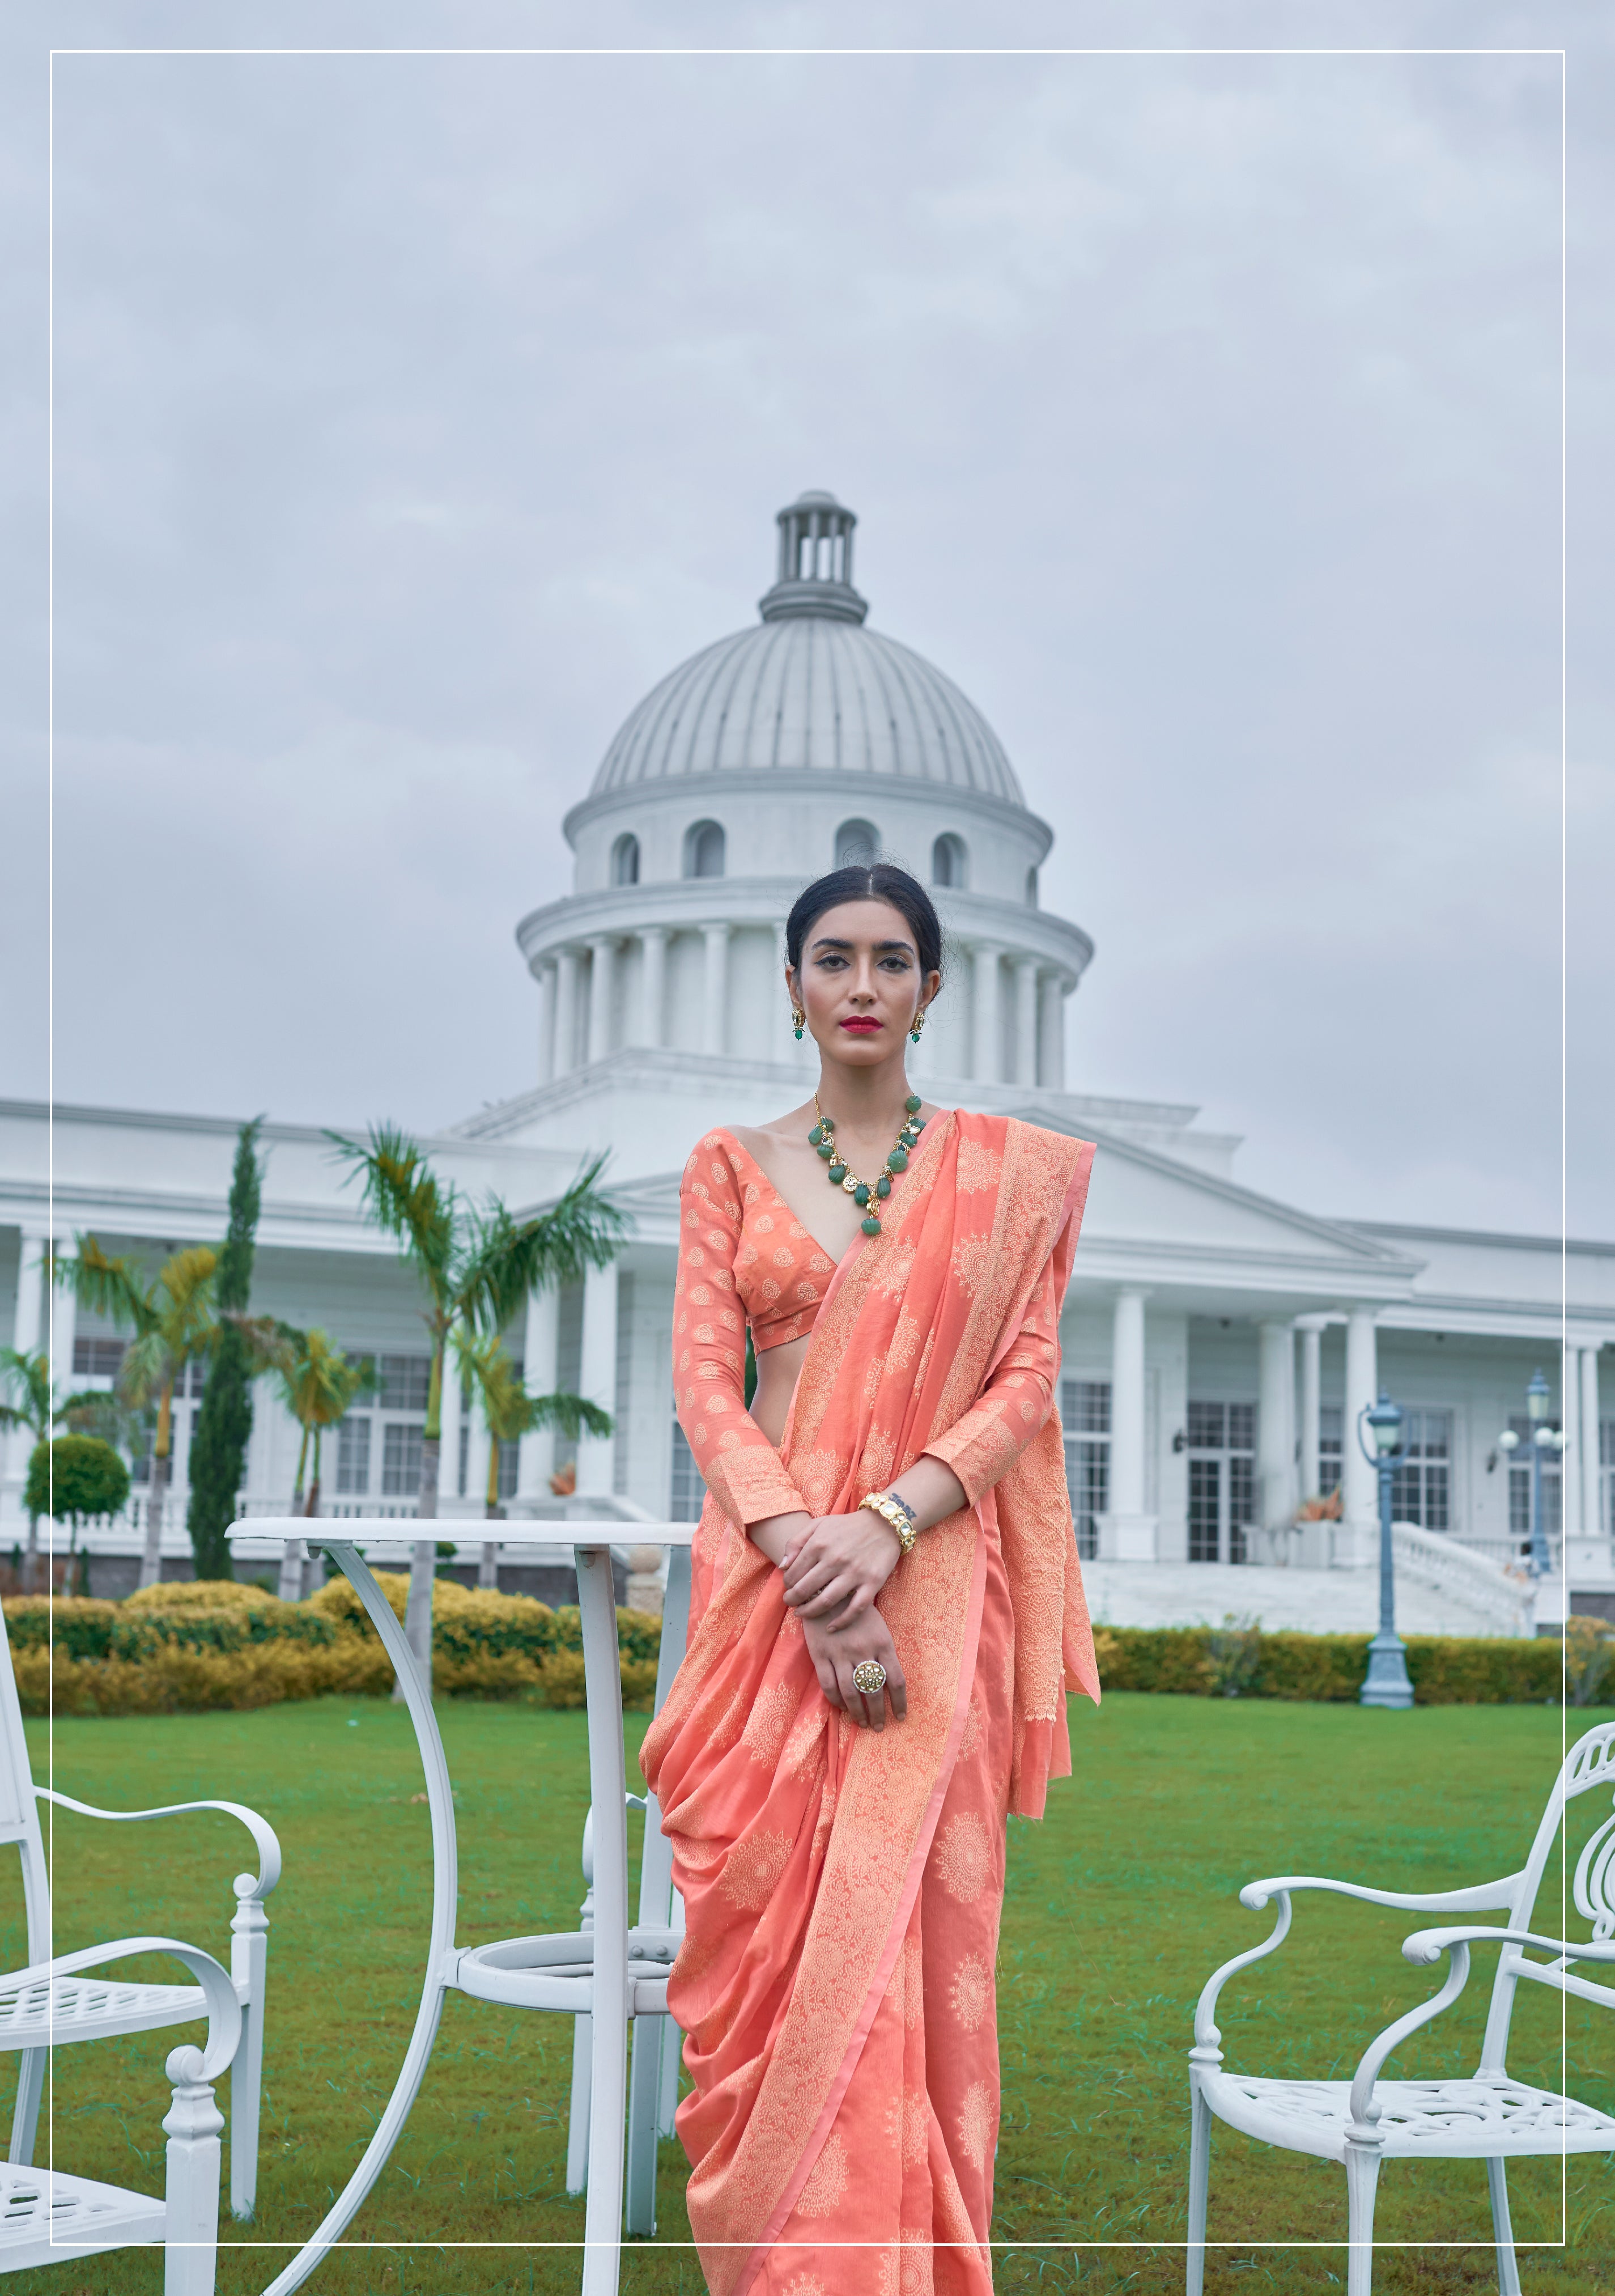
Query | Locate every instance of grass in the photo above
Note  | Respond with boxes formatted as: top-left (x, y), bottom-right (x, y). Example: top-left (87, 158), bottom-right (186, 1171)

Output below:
top-left (4, 1694), bottom-right (1612, 2294)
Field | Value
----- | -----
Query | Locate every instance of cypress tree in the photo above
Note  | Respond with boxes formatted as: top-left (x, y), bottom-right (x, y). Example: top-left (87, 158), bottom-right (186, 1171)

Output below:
top-left (186, 1117), bottom-right (264, 1578)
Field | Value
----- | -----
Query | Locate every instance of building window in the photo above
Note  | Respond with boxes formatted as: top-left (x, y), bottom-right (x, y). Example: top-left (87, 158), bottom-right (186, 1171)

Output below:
top-left (670, 1415), bottom-right (705, 1523)
top-left (496, 1439), bottom-right (520, 1503)
top-left (377, 1355), bottom-right (431, 1413)
top-left (382, 1422), bottom-right (423, 1496)
top-left (73, 1337), bottom-right (125, 1378)
top-left (932, 833), bottom-right (967, 889)
top-left (336, 1417), bottom-right (371, 1496)
top-left (1318, 1404), bottom-right (1343, 1499)
top-left (1186, 1400), bottom-right (1257, 1564)
top-left (611, 833), bottom-right (640, 886)
top-left (1391, 1408), bottom-right (1451, 1531)
top-left (1507, 1415), bottom-right (1561, 1557)
top-left (457, 1420), bottom-right (470, 1500)
top-left (1025, 865), bottom-right (1039, 907)
top-left (684, 820), bottom-right (725, 879)
top-left (835, 818), bottom-right (878, 869)
top-left (1061, 1378), bottom-right (1110, 1561)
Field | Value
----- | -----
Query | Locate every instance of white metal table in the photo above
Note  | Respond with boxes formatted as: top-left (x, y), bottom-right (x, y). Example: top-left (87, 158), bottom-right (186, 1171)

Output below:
top-left (228, 1518), bottom-right (695, 2296)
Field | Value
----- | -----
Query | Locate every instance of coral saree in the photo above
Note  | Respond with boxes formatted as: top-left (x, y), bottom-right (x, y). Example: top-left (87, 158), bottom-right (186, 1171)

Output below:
top-left (641, 1109), bottom-right (1099, 2295)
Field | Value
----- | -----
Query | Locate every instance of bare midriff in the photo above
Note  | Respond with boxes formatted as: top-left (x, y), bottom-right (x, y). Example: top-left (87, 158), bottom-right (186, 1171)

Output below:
top-left (750, 1330), bottom-right (810, 1448)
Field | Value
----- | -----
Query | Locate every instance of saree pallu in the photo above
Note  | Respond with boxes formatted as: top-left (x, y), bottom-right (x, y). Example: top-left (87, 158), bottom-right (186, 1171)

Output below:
top-left (641, 1112), bottom-right (1099, 2296)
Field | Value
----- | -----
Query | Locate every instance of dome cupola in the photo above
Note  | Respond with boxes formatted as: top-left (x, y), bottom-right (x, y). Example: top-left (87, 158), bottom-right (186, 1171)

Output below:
top-left (758, 490), bottom-right (869, 625)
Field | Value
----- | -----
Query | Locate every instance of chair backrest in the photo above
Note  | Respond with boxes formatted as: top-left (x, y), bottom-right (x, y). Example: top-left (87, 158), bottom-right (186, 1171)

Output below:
top-left (1480, 1718), bottom-right (1615, 2069)
top-left (0, 1611), bottom-right (51, 1965)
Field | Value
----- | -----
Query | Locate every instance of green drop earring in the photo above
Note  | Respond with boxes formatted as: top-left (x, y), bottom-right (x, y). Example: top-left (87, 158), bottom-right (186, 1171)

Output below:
top-left (910, 1007), bottom-right (926, 1046)
top-left (791, 1005), bottom-right (806, 1041)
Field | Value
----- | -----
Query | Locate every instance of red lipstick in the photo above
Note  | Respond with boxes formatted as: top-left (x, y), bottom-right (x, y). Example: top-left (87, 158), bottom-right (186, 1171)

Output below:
top-left (840, 1017), bottom-right (881, 1033)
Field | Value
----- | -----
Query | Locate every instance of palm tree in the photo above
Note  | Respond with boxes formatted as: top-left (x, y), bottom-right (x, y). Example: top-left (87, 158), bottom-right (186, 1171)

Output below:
top-left (65, 1240), bottom-right (219, 1590)
top-left (327, 1125), bottom-right (627, 1674)
top-left (268, 1326), bottom-right (373, 1517)
top-left (454, 1330), bottom-right (611, 1589)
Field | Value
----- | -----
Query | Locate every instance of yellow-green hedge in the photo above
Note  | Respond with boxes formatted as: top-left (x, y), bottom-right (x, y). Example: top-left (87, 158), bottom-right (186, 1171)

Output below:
top-left (1091, 1624), bottom-right (1567, 1704)
top-left (3, 1577), bottom-right (664, 1718)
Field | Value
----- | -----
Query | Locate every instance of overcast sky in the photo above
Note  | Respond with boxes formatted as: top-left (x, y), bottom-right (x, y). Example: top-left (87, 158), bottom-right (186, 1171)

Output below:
top-left (5, 1), bottom-right (1610, 1237)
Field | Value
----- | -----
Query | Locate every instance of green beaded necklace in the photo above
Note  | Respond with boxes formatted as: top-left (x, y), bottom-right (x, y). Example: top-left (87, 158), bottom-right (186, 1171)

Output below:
top-left (808, 1093), bottom-right (925, 1236)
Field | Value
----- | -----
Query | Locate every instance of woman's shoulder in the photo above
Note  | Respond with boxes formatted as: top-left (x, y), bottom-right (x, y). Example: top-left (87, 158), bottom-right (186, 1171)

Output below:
top-left (955, 1107), bottom-right (1096, 1164)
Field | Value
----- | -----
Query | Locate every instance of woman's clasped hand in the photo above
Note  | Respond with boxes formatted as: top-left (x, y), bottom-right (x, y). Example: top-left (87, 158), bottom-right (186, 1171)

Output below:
top-left (780, 1509), bottom-right (907, 1730)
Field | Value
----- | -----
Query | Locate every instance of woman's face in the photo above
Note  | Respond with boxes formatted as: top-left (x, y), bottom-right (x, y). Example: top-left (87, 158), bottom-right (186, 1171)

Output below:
top-left (790, 899), bottom-right (940, 1067)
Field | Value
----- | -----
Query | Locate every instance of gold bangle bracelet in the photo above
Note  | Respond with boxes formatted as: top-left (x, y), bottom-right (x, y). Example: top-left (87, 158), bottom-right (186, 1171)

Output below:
top-left (860, 1491), bottom-right (918, 1556)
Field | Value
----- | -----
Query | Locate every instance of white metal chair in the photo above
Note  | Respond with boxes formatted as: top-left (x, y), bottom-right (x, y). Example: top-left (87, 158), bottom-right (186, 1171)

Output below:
top-left (0, 1609), bottom-right (282, 2224)
top-left (0, 1937), bottom-right (241, 2291)
top-left (1187, 1718), bottom-right (1615, 2296)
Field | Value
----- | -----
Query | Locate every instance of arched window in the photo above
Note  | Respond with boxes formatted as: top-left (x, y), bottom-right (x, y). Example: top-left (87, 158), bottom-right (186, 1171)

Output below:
top-left (1025, 865), bottom-right (1039, 909)
top-left (932, 833), bottom-right (967, 889)
top-left (684, 820), bottom-right (726, 879)
top-left (611, 833), bottom-right (640, 887)
top-left (835, 818), bottom-right (878, 869)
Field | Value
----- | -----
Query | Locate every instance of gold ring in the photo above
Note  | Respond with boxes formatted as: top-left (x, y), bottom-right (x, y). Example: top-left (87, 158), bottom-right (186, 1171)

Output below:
top-left (851, 1659), bottom-right (887, 1696)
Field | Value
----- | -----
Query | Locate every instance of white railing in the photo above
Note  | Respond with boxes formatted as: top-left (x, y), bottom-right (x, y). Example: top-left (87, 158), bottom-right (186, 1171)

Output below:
top-left (1391, 1521), bottom-right (1535, 1637)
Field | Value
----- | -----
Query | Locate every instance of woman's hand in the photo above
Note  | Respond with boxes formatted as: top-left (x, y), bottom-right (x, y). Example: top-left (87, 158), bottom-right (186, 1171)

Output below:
top-left (802, 1611), bottom-right (907, 1731)
top-left (780, 1509), bottom-right (901, 1625)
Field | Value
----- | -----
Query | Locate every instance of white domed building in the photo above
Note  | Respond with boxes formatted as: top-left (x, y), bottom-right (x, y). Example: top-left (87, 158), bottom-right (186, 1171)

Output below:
top-left (2, 493), bottom-right (1610, 1632)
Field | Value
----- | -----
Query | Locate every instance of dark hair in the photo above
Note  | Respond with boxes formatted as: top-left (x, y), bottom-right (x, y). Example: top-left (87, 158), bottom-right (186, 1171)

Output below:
top-left (785, 863), bottom-right (944, 979)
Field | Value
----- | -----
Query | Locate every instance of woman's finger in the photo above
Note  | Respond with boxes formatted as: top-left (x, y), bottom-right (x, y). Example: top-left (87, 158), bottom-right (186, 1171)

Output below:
top-left (883, 1660), bottom-right (908, 1722)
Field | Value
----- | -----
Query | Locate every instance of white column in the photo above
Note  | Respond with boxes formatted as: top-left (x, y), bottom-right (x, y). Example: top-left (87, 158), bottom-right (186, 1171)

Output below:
top-left (5, 1232), bottom-right (48, 1505)
top-left (554, 949), bottom-right (581, 1076)
top-left (1338, 1306), bottom-right (1379, 1568)
top-left (536, 962), bottom-right (558, 1083)
top-left (439, 1353), bottom-right (464, 1510)
top-left (1013, 957), bottom-right (1039, 1087)
top-left (972, 943), bottom-right (1002, 1085)
top-left (1298, 1321), bottom-right (1323, 1497)
top-left (639, 927), bottom-right (667, 1050)
top-left (465, 1387), bottom-right (493, 1520)
top-left (517, 1286), bottom-right (560, 1506)
top-left (1582, 1347), bottom-right (1604, 1544)
top-left (575, 1262), bottom-right (619, 1499)
top-left (586, 936), bottom-right (616, 1066)
top-left (1099, 1288), bottom-right (1156, 1561)
top-left (1561, 1345), bottom-right (1583, 1539)
top-left (703, 923), bottom-right (730, 1058)
top-left (1257, 1321), bottom-right (1297, 1548)
top-left (1037, 971), bottom-right (1065, 1090)
top-left (50, 1247), bottom-right (77, 1404)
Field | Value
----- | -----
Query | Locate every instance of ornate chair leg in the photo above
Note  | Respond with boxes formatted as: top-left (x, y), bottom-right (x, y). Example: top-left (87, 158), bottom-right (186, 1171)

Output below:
top-left (565, 2010), bottom-right (592, 2195)
top-left (230, 1888), bottom-right (269, 2220)
top-left (162, 2044), bottom-right (223, 2296)
top-left (8, 2045), bottom-right (44, 2163)
top-left (1486, 2158), bottom-right (1521, 2296)
top-left (1185, 2079), bottom-right (1211, 2296)
top-left (1343, 2141), bottom-right (1382, 2296)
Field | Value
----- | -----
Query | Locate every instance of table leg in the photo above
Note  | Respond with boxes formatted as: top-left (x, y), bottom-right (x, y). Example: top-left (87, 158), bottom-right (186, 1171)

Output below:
top-left (258, 1542), bottom-right (460, 2296)
top-left (577, 1544), bottom-right (628, 2296)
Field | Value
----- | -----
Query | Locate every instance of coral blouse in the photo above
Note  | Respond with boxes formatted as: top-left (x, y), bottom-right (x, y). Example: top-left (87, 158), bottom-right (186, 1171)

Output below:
top-left (673, 1126), bottom-right (1065, 1531)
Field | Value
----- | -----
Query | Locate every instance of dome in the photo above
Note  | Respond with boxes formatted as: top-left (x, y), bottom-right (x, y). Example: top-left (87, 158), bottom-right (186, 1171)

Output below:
top-left (588, 493), bottom-right (1026, 807)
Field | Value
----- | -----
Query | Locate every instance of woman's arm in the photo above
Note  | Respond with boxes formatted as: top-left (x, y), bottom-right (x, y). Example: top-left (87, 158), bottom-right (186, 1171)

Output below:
top-left (777, 1454), bottom-right (970, 1624)
top-left (672, 1137), bottom-right (811, 1535)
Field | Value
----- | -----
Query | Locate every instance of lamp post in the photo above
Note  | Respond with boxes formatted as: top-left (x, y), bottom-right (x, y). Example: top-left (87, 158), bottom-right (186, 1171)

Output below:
top-left (1496, 1368), bottom-right (1566, 1581)
top-left (1358, 1391), bottom-right (1413, 1710)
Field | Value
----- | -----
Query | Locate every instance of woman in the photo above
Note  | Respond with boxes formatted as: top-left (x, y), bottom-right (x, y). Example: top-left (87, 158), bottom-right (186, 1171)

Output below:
top-left (641, 861), bottom-right (1100, 2296)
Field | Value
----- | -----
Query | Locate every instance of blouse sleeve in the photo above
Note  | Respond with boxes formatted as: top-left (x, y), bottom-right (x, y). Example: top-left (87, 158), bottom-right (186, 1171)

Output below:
top-left (920, 1255), bottom-right (1064, 1506)
top-left (672, 1136), bottom-right (810, 1529)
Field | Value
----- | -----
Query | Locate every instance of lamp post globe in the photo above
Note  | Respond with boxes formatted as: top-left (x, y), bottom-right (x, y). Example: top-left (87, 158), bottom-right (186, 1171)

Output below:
top-left (1523, 1368), bottom-right (1556, 1581)
top-left (1357, 1390), bottom-right (1413, 1709)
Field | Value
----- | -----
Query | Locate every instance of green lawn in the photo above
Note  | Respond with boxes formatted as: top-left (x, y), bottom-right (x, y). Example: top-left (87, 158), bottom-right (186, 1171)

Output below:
top-left (5, 1695), bottom-right (1612, 2295)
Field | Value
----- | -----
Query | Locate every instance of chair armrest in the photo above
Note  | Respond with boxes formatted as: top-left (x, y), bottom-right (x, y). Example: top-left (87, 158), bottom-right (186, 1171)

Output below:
top-left (1348, 1938), bottom-right (1475, 2132)
top-left (1401, 1924), bottom-right (1615, 1968)
top-left (2, 1937), bottom-right (242, 2081)
top-left (37, 1788), bottom-right (282, 1900)
top-left (1239, 1870), bottom-right (1523, 1917)
top-left (1192, 1894), bottom-right (1293, 2053)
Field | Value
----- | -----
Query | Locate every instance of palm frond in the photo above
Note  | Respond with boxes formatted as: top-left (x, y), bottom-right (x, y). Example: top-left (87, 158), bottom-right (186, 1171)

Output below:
top-left (221, 1312), bottom-right (301, 1380)
top-left (68, 1237), bottom-right (155, 1333)
top-left (116, 1329), bottom-right (173, 1411)
top-left (525, 1390), bottom-right (614, 1442)
top-left (157, 1245), bottom-right (218, 1315)
top-left (327, 1124), bottom-right (457, 1301)
top-left (458, 1157), bottom-right (630, 1334)
top-left (54, 1387), bottom-right (142, 1446)
top-left (0, 1347), bottom-right (50, 1434)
